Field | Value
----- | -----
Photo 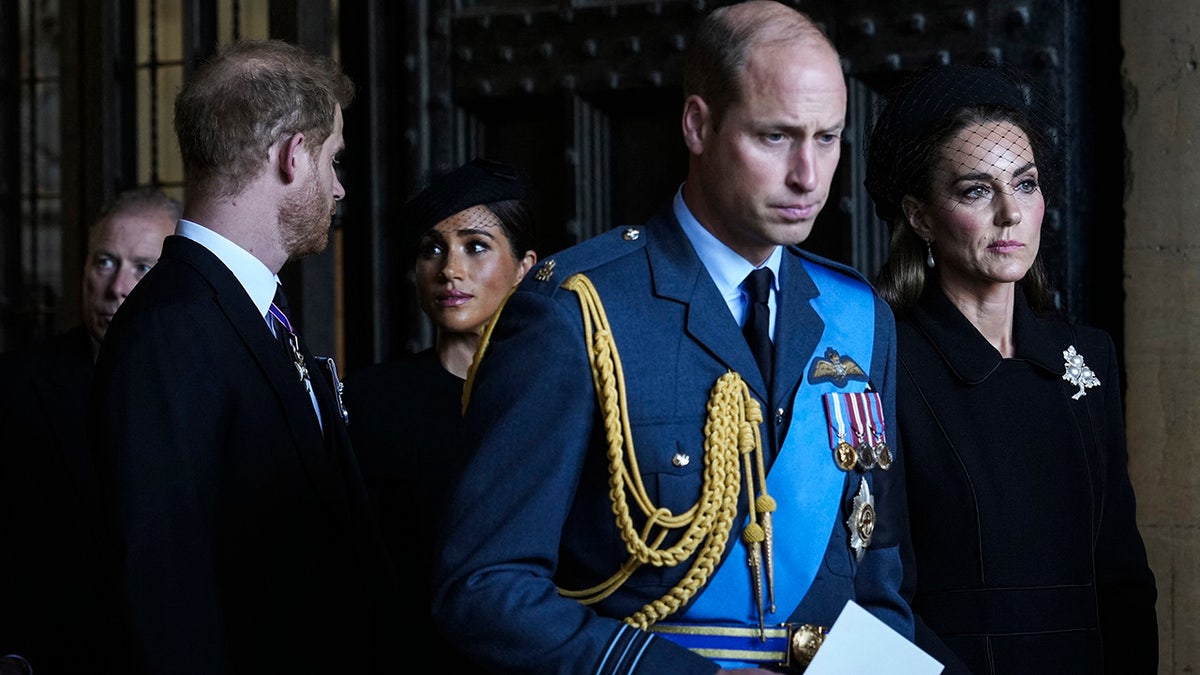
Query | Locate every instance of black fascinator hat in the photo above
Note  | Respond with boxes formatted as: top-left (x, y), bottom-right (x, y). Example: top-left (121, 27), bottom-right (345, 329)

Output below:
top-left (402, 157), bottom-right (531, 239)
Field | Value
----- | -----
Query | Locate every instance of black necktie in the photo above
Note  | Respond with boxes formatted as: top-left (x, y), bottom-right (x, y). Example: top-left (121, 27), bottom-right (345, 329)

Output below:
top-left (742, 268), bottom-right (774, 385)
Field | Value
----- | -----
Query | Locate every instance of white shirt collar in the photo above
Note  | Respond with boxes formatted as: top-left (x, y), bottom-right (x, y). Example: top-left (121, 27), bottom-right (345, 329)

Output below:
top-left (177, 219), bottom-right (280, 321)
top-left (673, 186), bottom-right (781, 328)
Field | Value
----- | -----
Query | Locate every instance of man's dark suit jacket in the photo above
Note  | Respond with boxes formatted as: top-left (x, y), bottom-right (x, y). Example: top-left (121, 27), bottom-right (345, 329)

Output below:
top-left (89, 235), bottom-right (398, 674)
top-left (0, 325), bottom-right (106, 673)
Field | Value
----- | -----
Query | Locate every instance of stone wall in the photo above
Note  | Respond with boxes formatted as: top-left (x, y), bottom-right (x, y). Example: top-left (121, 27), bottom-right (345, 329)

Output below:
top-left (1122, 1), bottom-right (1200, 671)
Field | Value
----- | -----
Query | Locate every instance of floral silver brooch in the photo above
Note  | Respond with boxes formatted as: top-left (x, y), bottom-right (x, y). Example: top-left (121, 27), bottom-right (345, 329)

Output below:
top-left (1062, 346), bottom-right (1100, 400)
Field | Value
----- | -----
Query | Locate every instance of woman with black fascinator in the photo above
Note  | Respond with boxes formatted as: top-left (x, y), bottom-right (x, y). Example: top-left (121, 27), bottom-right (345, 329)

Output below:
top-left (867, 64), bottom-right (1157, 674)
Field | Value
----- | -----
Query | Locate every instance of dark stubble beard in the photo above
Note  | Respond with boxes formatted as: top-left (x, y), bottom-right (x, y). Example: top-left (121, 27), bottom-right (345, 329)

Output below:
top-left (279, 169), bottom-right (332, 260)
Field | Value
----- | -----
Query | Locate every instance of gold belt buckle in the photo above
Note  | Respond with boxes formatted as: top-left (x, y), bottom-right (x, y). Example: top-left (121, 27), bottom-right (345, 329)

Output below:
top-left (788, 623), bottom-right (828, 671)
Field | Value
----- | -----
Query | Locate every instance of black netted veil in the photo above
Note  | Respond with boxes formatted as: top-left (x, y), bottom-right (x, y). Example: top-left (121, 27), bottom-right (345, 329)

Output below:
top-left (863, 62), bottom-right (1060, 225)
top-left (402, 157), bottom-right (530, 240)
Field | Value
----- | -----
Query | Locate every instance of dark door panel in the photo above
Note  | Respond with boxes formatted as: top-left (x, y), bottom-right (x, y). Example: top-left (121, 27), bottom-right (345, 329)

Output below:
top-left (337, 0), bottom-right (1122, 367)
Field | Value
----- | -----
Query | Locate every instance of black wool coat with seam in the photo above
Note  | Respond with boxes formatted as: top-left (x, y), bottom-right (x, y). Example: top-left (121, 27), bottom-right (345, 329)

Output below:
top-left (896, 283), bottom-right (1158, 675)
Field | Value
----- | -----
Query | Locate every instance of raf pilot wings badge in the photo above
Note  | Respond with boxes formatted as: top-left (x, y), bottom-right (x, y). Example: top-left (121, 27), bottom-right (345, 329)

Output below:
top-left (808, 347), bottom-right (869, 388)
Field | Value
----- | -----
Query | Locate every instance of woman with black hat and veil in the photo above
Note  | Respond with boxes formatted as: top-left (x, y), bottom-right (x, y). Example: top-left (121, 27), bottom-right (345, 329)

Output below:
top-left (341, 157), bottom-right (537, 659)
top-left (866, 64), bottom-right (1157, 674)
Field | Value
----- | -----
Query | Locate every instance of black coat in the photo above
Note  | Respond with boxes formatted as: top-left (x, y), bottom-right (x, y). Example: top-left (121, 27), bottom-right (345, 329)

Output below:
top-left (341, 348), bottom-right (468, 660)
top-left (896, 285), bottom-right (1158, 674)
top-left (89, 235), bottom-right (399, 674)
top-left (0, 325), bottom-right (106, 673)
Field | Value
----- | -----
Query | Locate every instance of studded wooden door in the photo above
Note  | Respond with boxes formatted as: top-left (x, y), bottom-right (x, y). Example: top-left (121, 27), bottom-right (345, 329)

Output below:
top-left (338, 0), bottom-right (1122, 368)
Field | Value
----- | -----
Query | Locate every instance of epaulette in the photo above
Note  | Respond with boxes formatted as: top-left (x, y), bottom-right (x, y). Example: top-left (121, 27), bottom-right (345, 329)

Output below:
top-left (521, 224), bottom-right (649, 296)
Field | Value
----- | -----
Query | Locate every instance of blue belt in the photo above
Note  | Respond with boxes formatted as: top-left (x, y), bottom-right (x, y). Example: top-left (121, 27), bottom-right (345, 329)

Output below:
top-left (648, 621), bottom-right (828, 668)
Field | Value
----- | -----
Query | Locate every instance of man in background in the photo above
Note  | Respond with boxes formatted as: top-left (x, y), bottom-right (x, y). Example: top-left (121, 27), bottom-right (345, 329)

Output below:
top-left (0, 187), bottom-right (179, 673)
top-left (81, 189), bottom-right (183, 346)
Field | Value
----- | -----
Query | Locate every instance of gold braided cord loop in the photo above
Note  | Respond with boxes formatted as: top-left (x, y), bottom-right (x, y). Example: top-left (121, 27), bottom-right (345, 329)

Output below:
top-left (556, 273), bottom-right (765, 630)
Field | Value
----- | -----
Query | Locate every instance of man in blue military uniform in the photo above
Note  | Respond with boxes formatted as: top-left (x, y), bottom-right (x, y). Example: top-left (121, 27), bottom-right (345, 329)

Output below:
top-left (433, 2), bottom-right (913, 672)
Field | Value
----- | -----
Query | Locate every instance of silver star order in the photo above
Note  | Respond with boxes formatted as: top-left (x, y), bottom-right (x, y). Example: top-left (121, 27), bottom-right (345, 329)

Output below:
top-left (1062, 345), bottom-right (1100, 400)
top-left (847, 477), bottom-right (875, 562)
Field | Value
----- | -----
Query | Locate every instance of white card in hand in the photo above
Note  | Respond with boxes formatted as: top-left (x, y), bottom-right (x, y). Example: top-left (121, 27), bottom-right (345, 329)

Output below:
top-left (805, 600), bottom-right (944, 674)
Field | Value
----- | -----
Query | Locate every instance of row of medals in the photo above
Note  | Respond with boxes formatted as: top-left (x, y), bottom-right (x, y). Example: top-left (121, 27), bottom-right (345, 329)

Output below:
top-left (834, 436), bottom-right (892, 472)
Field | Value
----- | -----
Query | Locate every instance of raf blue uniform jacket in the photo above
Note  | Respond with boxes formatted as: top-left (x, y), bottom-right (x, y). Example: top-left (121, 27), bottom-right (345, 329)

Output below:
top-left (433, 208), bottom-right (913, 674)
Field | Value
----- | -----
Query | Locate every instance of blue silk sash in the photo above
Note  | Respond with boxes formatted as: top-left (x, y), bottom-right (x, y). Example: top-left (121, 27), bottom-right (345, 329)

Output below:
top-left (672, 259), bottom-right (876, 656)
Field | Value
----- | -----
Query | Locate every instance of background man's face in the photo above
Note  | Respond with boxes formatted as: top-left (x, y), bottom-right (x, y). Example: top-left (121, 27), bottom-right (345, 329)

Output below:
top-left (82, 209), bottom-right (175, 340)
